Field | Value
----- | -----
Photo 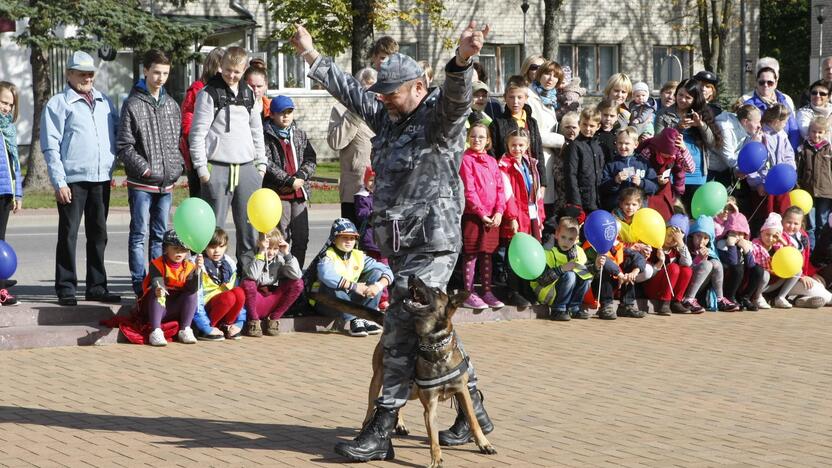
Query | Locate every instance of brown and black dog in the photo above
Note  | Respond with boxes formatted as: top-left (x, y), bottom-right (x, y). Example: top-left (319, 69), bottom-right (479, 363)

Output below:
top-left (312, 276), bottom-right (496, 467)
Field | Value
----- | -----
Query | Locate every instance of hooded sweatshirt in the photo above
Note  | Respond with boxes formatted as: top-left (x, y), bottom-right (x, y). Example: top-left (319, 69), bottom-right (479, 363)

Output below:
top-left (689, 215), bottom-right (718, 264)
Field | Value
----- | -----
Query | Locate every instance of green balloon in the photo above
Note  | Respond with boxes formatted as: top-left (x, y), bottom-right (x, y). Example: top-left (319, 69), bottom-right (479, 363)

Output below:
top-left (508, 232), bottom-right (546, 280)
top-left (173, 197), bottom-right (217, 253)
top-left (691, 181), bottom-right (728, 218)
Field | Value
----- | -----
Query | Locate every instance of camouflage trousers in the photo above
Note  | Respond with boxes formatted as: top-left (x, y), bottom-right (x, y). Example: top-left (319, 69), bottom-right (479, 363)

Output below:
top-left (377, 251), bottom-right (479, 409)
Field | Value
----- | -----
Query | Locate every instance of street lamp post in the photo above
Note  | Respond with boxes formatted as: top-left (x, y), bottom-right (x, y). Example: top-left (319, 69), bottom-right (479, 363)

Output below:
top-left (818, 4), bottom-right (827, 59)
top-left (521, 0), bottom-right (530, 55)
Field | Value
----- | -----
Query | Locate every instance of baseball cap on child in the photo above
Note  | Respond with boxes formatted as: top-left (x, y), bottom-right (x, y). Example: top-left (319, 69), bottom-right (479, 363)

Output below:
top-left (270, 95), bottom-right (295, 114)
top-left (330, 218), bottom-right (360, 238)
top-left (472, 81), bottom-right (489, 95)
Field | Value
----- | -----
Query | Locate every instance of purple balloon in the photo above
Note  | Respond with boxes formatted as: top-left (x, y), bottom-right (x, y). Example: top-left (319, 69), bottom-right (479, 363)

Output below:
top-left (584, 210), bottom-right (618, 254)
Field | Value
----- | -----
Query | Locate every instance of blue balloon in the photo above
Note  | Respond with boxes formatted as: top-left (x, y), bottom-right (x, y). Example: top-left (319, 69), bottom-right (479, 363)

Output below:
top-left (764, 163), bottom-right (798, 196)
top-left (584, 210), bottom-right (619, 254)
top-left (0, 241), bottom-right (17, 280)
top-left (737, 141), bottom-right (767, 174)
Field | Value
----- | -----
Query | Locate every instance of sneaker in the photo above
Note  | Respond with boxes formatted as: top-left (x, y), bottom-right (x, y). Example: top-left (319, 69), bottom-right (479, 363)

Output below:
top-left (657, 301), bottom-right (672, 316)
top-left (149, 328), bottom-right (167, 347)
top-left (506, 291), bottom-right (531, 308)
top-left (349, 318), bottom-right (368, 337)
top-left (773, 297), bottom-right (792, 309)
top-left (794, 296), bottom-right (826, 309)
top-left (618, 303), bottom-right (645, 318)
top-left (225, 324), bottom-right (242, 340)
top-left (739, 298), bottom-right (758, 311)
top-left (597, 303), bottom-right (617, 320)
top-left (549, 308), bottom-right (570, 321)
top-left (264, 318), bottom-right (280, 336)
top-left (670, 300), bottom-right (690, 314)
top-left (197, 328), bottom-right (225, 341)
top-left (363, 320), bottom-right (382, 335)
top-left (717, 298), bottom-right (741, 312)
top-left (755, 297), bottom-right (772, 310)
top-left (178, 327), bottom-right (197, 344)
top-left (682, 298), bottom-right (704, 314)
top-left (244, 320), bottom-right (263, 337)
top-left (480, 291), bottom-right (505, 308)
top-left (569, 308), bottom-right (590, 320)
top-left (463, 293), bottom-right (488, 310)
top-left (0, 289), bottom-right (18, 306)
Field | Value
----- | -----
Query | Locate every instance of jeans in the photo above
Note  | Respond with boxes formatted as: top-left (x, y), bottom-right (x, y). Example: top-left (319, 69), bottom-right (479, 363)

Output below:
top-left (551, 271), bottom-right (591, 312)
top-left (128, 188), bottom-right (172, 295)
top-left (314, 269), bottom-right (383, 323)
top-left (812, 198), bottom-right (832, 250)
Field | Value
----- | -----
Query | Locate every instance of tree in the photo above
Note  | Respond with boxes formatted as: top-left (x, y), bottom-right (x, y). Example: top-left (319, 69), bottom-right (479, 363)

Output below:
top-left (695, 0), bottom-right (737, 77)
top-left (542, 0), bottom-right (565, 59)
top-left (760, 0), bottom-right (810, 98)
top-left (0, 0), bottom-right (207, 191)
top-left (261, 0), bottom-right (453, 74)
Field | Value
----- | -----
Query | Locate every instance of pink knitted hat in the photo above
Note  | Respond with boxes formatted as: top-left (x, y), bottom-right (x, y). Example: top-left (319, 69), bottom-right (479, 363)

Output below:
top-left (761, 212), bottom-right (783, 233)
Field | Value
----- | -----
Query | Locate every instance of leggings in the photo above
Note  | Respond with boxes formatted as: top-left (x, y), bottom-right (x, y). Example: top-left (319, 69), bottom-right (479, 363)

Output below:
top-left (206, 287), bottom-right (245, 326)
top-left (241, 278), bottom-right (304, 321)
top-left (144, 290), bottom-right (197, 329)
top-left (686, 259), bottom-right (724, 299)
top-left (644, 263), bottom-right (692, 302)
top-left (722, 263), bottom-right (744, 302)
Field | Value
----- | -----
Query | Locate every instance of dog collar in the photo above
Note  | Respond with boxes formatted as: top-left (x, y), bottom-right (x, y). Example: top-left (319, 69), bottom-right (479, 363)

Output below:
top-left (414, 357), bottom-right (470, 389)
top-left (418, 333), bottom-right (453, 352)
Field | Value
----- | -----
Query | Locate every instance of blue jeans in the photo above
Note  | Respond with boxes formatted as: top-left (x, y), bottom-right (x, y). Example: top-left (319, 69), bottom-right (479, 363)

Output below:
top-left (812, 198), bottom-right (832, 250)
top-left (128, 188), bottom-right (172, 294)
top-left (315, 269), bottom-right (383, 323)
top-left (551, 271), bottom-right (591, 312)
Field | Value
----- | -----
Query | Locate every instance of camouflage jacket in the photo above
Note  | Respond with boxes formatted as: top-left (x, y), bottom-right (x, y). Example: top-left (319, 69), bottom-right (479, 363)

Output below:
top-left (309, 56), bottom-right (472, 257)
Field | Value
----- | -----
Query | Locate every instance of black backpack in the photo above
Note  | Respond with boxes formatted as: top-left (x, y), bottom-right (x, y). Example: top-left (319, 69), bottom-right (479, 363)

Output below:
top-left (203, 73), bottom-right (255, 131)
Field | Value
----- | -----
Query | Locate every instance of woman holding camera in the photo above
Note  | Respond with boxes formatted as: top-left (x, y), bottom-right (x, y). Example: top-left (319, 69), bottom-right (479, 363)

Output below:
top-left (655, 78), bottom-right (722, 212)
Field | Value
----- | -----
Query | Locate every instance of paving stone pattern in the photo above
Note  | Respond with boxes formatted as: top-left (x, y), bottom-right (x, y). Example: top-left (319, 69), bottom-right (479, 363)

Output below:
top-left (1, 309), bottom-right (832, 467)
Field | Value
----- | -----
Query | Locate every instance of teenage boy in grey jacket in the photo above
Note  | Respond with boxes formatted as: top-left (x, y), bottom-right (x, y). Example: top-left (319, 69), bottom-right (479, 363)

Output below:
top-left (117, 49), bottom-right (184, 296)
top-left (189, 46), bottom-right (267, 258)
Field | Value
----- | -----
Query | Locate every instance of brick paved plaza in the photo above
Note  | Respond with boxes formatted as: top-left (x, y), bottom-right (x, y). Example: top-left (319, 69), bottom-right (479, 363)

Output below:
top-left (2, 309), bottom-right (832, 467)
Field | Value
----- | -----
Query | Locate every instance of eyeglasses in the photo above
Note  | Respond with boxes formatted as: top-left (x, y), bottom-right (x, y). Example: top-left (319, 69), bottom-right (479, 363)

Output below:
top-left (758, 80), bottom-right (775, 87)
top-left (528, 64), bottom-right (541, 72)
top-left (812, 90), bottom-right (830, 97)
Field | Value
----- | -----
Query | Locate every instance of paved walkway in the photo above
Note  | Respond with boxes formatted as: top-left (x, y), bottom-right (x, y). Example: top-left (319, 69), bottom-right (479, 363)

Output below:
top-left (2, 309), bottom-right (832, 467)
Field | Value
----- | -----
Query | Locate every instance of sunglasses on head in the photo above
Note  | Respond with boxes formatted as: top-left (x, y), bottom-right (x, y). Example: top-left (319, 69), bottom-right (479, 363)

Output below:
top-left (812, 90), bottom-right (830, 97)
top-left (758, 80), bottom-right (775, 87)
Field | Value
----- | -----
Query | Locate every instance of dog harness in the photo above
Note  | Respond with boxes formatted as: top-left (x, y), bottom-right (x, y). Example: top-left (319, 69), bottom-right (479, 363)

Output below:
top-left (414, 356), bottom-right (470, 389)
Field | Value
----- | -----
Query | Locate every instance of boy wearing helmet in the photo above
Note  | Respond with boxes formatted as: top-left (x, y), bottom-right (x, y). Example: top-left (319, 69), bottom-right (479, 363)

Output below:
top-left (310, 218), bottom-right (394, 337)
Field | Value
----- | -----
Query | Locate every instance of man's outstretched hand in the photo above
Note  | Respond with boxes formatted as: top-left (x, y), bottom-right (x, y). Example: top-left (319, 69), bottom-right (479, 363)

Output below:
top-left (290, 24), bottom-right (319, 64)
top-left (458, 21), bottom-right (490, 63)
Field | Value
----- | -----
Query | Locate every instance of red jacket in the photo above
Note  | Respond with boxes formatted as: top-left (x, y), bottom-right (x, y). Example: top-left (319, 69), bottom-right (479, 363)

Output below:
top-left (498, 153), bottom-right (544, 240)
top-left (179, 80), bottom-right (204, 170)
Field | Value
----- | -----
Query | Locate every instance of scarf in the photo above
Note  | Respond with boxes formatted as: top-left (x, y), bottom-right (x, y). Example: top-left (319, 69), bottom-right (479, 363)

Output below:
top-left (0, 113), bottom-right (18, 174)
top-left (531, 81), bottom-right (558, 109)
top-left (276, 125), bottom-right (291, 140)
top-left (758, 92), bottom-right (778, 107)
top-left (204, 256), bottom-right (234, 285)
top-left (811, 103), bottom-right (832, 117)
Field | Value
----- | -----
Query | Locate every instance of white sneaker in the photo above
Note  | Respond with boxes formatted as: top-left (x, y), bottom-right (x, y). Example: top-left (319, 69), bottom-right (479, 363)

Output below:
top-left (178, 327), bottom-right (197, 344)
top-left (149, 328), bottom-right (167, 347)
top-left (773, 297), bottom-right (793, 309)
top-left (795, 296), bottom-right (826, 309)
top-left (755, 297), bottom-right (771, 310)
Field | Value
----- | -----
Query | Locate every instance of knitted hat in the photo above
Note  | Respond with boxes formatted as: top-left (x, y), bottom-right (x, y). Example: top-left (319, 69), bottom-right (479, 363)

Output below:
top-left (761, 212), bottom-right (783, 233)
top-left (667, 214), bottom-right (689, 236)
top-left (723, 212), bottom-right (751, 238)
top-left (633, 82), bottom-right (650, 95)
top-left (363, 166), bottom-right (375, 187)
top-left (653, 127), bottom-right (680, 154)
top-left (756, 57), bottom-right (780, 79)
top-left (563, 76), bottom-right (586, 97)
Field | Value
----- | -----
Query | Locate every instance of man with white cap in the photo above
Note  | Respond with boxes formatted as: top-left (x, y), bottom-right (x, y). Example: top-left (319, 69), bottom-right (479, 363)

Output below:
top-left (41, 50), bottom-right (120, 306)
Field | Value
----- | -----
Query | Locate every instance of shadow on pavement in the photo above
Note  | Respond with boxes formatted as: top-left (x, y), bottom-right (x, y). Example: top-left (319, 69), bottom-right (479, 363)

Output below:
top-left (0, 406), bottom-right (423, 466)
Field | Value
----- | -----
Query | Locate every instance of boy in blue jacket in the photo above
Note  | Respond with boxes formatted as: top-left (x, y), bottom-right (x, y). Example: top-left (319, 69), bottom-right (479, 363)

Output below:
top-left (600, 127), bottom-right (658, 211)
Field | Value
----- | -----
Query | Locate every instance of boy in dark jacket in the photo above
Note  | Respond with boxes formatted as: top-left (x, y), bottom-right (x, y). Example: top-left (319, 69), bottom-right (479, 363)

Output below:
top-left (565, 107), bottom-right (604, 214)
top-left (117, 49), bottom-right (184, 296)
top-left (489, 75), bottom-right (545, 179)
top-left (595, 99), bottom-right (620, 163)
top-left (600, 126), bottom-right (658, 210)
top-left (263, 95), bottom-right (317, 267)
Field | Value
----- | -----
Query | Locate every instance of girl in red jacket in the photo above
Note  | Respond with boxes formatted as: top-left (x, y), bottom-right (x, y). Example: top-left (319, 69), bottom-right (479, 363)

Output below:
top-left (498, 128), bottom-right (545, 306)
top-left (460, 123), bottom-right (506, 309)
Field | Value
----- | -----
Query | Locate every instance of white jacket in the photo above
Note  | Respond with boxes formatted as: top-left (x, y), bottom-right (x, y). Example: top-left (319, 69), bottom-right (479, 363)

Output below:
top-left (526, 89), bottom-right (565, 204)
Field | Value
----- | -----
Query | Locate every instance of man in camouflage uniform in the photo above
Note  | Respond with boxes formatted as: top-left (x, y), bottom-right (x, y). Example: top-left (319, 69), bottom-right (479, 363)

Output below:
top-left (291, 22), bottom-right (494, 462)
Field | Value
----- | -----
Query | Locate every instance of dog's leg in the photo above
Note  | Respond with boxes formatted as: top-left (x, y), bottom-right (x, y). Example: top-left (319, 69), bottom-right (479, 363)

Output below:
top-left (420, 392), bottom-right (443, 468)
top-left (365, 343), bottom-right (384, 426)
top-left (458, 389), bottom-right (496, 455)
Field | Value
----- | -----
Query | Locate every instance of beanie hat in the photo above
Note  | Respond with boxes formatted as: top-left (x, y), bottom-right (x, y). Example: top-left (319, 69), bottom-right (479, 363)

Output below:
top-left (667, 214), bottom-right (689, 236)
top-left (761, 212), bottom-right (783, 233)
top-left (363, 166), bottom-right (375, 187)
top-left (722, 212), bottom-right (751, 238)
top-left (756, 57), bottom-right (780, 79)
top-left (633, 82), bottom-right (650, 95)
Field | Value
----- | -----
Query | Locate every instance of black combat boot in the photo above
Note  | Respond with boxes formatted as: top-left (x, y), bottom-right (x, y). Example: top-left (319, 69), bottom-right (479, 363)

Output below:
top-left (334, 406), bottom-right (397, 462)
top-left (438, 387), bottom-right (494, 446)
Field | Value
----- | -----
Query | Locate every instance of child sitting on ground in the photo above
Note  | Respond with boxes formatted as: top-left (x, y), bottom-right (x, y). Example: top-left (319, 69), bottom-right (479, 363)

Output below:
top-left (309, 218), bottom-right (393, 337)
top-left (682, 216), bottom-right (740, 313)
top-left (192, 228), bottom-right (245, 341)
top-left (644, 215), bottom-right (693, 315)
top-left (628, 81), bottom-right (655, 141)
top-left (531, 216), bottom-right (601, 321)
top-left (600, 126), bottom-right (658, 211)
top-left (460, 123), bottom-right (506, 309)
top-left (239, 228), bottom-right (304, 337)
top-left (142, 230), bottom-right (200, 346)
top-left (779, 206), bottom-right (832, 308)
top-left (716, 212), bottom-right (758, 311)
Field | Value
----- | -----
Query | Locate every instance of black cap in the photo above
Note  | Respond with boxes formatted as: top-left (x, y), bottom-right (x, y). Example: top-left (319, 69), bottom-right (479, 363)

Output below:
top-left (693, 70), bottom-right (719, 86)
top-left (368, 53), bottom-right (424, 95)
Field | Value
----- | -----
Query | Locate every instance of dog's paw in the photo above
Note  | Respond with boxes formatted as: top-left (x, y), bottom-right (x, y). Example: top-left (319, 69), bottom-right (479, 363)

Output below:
top-left (395, 422), bottom-right (410, 436)
top-left (426, 458), bottom-right (443, 468)
top-left (478, 443), bottom-right (497, 455)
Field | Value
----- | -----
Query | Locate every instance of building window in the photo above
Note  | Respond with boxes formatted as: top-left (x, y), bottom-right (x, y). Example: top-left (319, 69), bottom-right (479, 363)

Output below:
top-left (653, 46), bottom-right (693, 90)
top-left (558, 44), bottom-right (619, 93)
top-left (399, 43), bottom-right (418, 59)
top-left (476, 44), bottom-right (521, 94)
top-left (265, 41), bottom-right (324, 92)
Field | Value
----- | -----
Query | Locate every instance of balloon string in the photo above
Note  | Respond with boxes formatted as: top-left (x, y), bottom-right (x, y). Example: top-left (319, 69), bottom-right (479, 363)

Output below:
top-left (747, 196), bottom-right (768, 222)
top-left (596, 269), bottom-right (603, 310)
top-left (663, 263), bottom-right (675, 299)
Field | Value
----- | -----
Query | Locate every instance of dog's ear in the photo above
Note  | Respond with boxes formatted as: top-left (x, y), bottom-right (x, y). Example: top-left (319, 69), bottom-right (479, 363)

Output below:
top-left (448, 290), bottom-right (470, 310)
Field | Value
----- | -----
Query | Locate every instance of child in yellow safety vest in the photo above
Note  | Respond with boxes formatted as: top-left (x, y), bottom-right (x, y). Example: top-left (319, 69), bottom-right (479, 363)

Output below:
top-left (532, 217), bottom-right (602, 321)
top-left (310, 218), bottom-right (394, 338)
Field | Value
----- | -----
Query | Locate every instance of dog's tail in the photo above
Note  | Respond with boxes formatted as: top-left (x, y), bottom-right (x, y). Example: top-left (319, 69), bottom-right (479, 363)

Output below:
top-left (307, 292), bottom-right (386, 325)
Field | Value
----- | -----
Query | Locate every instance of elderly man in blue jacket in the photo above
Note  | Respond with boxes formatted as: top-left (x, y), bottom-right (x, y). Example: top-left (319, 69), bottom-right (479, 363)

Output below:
top-left (40, 51), bottom-right (120, 307)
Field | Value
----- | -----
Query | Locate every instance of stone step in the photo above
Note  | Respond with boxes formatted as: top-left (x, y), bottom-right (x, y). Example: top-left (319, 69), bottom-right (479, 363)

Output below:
top-left (0, 324), bottom-right (119, 350)
top-left (0, 302), bottom-right (129, 327)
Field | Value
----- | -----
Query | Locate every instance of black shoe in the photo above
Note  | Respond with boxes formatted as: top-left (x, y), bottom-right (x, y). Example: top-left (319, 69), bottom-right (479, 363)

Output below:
top-left (597, 303), bottom-right (617, 320)
top-left (670, 300), bottom-right (690, 314)
top-left (334, 407), bottom-right (397, 462)
top-left (549, 308), bottom-right (570, 321)
top-left (569, 308), bottom-right (590, 320)
top-left (438, 388), bottom-right (494, 446)
top-left (618, 303), bottom-right (645, 318)
top-left (739, 298), bottom-right (758, 311)
top-left (58, 296), bottom-right (77, 307)
top-left (1, 279), bottom-right (17, 288)
top-left (506, 291), bottom-right (531, 308)
top-left (657, 301), bottom-right (672, 316)
top-left (85, 291), bottom-right (121, 303)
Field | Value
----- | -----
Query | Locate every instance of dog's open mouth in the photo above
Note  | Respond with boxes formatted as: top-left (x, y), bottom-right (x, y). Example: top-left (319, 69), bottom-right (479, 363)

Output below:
top-left (404, 284), bottom-right (431, 311)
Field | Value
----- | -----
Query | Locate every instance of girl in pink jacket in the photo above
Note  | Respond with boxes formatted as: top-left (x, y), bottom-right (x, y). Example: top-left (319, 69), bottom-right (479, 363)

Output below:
top-left (460, 123), bottom-right (506, 309)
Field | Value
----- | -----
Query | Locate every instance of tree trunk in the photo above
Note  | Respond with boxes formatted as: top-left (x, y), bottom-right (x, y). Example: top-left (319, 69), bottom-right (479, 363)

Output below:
top-left (351, 0), bottom-right (374, 74)
top-left (24, 41), bottom-right (51, 192)
top-left (697, 0), bottom-right (713, 71)
top-left (542, 0), bottom-right (563, 59)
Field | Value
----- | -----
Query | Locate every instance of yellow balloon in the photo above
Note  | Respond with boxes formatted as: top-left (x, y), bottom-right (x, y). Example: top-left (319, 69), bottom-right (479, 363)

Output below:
top-left (631, 208), bottom-right (666, 248)
top-left (771, 246), bottom-right (803, 278)
top-left (789, 189), bottom-right (813, 214)
top-left (247, 188), bottom-right (283, 233)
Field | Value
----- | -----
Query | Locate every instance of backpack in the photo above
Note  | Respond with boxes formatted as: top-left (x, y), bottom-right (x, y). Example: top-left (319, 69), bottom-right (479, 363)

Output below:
top-left (203, 74), bottom-right (255, 129)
